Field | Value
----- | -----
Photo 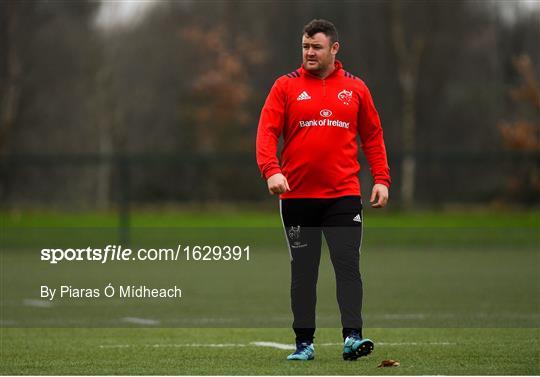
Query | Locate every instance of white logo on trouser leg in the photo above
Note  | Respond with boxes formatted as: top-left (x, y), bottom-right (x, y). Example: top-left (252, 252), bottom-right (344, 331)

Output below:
top-left (353, 214), bottom-right (362, 223)
top-left (288, 226), bottom-right (308, 248)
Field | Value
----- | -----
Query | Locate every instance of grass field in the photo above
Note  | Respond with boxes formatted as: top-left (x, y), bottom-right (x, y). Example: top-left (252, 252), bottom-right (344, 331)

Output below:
top-left (2, 328), bottom-right (539, 375)
top-left (1, 209), bottom-right (539, 375)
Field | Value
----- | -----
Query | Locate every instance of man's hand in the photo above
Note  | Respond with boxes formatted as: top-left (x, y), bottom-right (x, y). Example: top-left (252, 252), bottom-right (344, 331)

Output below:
top-left (267, 173), bottom-right (290, 195)
top-left (370, 183), bottom-right (389, 208)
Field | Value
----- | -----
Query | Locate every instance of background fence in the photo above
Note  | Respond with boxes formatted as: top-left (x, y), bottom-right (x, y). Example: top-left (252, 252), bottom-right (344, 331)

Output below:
top-left (2, 151), bottom-right (538, 210)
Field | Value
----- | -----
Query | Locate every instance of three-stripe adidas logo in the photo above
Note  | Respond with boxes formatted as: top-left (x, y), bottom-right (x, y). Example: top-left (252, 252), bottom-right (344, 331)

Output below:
top-left (297, 91), bottom-right (311, 101)
top-left (353, 214), bottom-right (362, 223)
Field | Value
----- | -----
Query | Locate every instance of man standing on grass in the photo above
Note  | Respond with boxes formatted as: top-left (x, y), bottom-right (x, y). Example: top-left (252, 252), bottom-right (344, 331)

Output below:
top-left (256, 19), bottom-right (391, 361)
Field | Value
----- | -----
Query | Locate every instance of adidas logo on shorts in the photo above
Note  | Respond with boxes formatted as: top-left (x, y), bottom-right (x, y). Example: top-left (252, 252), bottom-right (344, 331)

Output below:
top-left (297, 91), bottom-right (311, 101)
top-left (353, 214), bottom-right (362, 223)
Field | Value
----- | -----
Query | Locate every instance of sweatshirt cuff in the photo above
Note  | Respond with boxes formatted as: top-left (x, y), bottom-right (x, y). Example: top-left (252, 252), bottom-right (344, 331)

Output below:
top-left (263, 167), bottom-right (282, 180)
top-left (374, 179), bottom-right (391, 188)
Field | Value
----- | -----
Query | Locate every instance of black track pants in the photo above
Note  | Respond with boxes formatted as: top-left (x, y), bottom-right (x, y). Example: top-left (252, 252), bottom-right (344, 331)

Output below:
top-left (280, 196), bottom-right (364, 342)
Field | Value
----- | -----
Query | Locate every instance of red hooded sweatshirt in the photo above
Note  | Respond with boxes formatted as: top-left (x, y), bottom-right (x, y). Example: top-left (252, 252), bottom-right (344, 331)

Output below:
top-left (256, 60), bottom-right (391, 199)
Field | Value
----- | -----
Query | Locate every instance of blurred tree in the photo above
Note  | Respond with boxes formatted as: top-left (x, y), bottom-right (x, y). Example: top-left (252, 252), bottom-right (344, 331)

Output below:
top-left (0, 0), bottom-right (22, 155)
top-left (499, 55), bottom-right (540, 151)
top-left (498, 55), bottom-right (540, 201)
top-left (389, 0), bottom-right (426, 208)
top-left (180, 24), bottom-right (265, 153)
top-left (0, 0), bottom-right (101, 205)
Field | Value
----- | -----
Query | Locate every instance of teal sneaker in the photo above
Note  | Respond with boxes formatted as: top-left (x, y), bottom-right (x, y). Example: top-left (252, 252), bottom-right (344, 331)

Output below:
top-left (342, 331), bottom-right (374, 361)
top-left (287, 342), bottom-right (315, 361)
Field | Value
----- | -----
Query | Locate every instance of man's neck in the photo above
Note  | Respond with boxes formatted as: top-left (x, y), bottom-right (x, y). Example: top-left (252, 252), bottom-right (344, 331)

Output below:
top-left (312, 61), bottom-right (335, 79)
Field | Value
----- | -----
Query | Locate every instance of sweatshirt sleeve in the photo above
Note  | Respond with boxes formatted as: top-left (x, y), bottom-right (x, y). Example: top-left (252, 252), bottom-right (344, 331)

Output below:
top-left (357, 82), bottom-right (391, 188)
top-left (256, 78), bottom-right (287, 180)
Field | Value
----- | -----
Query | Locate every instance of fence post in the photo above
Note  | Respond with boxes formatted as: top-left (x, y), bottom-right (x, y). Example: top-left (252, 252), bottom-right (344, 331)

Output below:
top-left (117, 154), bottom-right (130, 246)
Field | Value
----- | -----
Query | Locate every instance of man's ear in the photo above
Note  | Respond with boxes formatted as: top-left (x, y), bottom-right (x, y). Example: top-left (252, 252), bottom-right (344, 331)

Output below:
top-left (331, 41), bottom-right (340, 56)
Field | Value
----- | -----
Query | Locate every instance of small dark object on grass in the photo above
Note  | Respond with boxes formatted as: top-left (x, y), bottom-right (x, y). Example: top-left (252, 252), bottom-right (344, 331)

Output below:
top-left (378, 359), bottom-right (400, 367)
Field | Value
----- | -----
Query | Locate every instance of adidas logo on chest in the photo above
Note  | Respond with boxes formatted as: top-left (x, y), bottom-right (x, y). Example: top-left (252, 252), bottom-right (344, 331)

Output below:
top-left (297, 91), bottom-right (311, 101)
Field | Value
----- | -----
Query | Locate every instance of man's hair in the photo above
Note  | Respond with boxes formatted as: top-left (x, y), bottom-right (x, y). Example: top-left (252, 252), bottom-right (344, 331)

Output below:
top-left (303, 19), bottom-right (339, 44)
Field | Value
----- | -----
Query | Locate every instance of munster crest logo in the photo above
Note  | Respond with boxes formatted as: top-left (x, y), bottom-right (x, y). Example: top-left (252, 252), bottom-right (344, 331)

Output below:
top-left (288, 226), bottom-right (301, 240)
top-left (337, 89), bottom-right (353, 106)
top-left (288, 225), bottom-right (308, 248)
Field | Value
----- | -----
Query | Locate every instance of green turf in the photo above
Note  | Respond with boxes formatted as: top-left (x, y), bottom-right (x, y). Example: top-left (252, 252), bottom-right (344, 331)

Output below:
top-left (1, 328), bottom-right (539, 375)
top-left (2, 208), bottom-right (539, 228)
top-left (2, 227), bottom-right (538, 328)
top-left (1, 210), bottom-right (539, 374)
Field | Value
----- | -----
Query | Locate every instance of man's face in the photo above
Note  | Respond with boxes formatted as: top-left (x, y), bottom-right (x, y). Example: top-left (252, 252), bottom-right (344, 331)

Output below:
top-left (302, 32), bottom-right (339, 74)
